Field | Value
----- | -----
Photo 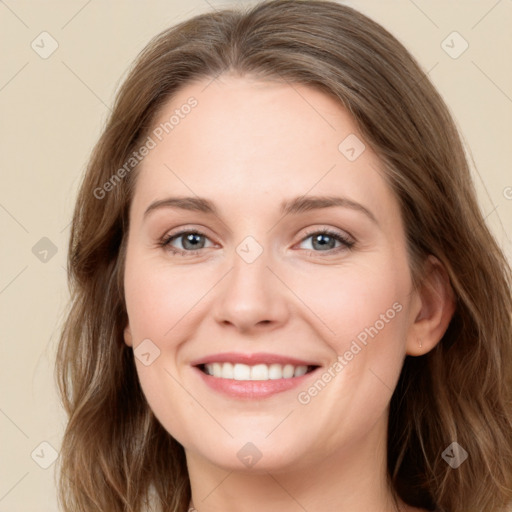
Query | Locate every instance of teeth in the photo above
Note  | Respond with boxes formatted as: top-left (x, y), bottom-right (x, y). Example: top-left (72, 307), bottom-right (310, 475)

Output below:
top-left (283, 364), bottom-right (295, 378)
top-left (203, 362), bottom-right (312, 380)
top-left (233, 363), bottom-right (251, 380)
top-left (250, 364), bottom-right (268, 380)
top-left (294, 365), bottom-right (308, 377)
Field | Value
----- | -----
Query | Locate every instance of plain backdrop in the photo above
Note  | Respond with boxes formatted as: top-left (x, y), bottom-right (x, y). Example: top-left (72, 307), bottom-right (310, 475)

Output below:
top-left (1, 1), bottom-right (511, 511)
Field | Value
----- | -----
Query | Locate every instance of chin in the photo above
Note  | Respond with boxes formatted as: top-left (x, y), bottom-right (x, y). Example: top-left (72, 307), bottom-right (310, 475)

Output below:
top-left (184, 434), bottom-right (312, 473)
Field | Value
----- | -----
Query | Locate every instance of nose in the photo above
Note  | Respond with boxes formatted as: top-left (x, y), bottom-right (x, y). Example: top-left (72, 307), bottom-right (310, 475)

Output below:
top-left (212, 246), bottom-right (290, 334)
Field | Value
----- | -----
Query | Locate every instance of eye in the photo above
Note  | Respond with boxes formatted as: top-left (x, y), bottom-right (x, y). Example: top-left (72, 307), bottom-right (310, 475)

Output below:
top-left (298, 228), bottom-right (354, 254)
top-left (158, 227), bottom-right (355, 256)
top-left (159, 230), bottom-right (214, 255)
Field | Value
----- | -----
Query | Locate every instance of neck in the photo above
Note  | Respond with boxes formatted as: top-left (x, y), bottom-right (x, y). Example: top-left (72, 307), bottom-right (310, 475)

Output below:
top-left (185, 413), bottom-right (405, 512)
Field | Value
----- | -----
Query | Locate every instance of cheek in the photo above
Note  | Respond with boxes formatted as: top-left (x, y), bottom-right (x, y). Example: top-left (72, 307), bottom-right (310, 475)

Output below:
top-left (290, 272), bottom-right (408, 450)
top-left (123, 251), bottom-right (206, 441)
top-left (124, 251), bottom-right (210, 343)
top-left (289, 258), bottom-right (409, 417)
top-left (288, 257), bottom-right (409, 352)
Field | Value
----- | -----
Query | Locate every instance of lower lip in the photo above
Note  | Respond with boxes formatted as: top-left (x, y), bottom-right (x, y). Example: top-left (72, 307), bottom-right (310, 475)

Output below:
top-left (193, 366), bottom-right (319, 399)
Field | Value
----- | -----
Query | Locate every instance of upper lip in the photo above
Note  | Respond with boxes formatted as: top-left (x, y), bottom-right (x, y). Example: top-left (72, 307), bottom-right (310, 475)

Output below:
top-left (190, 352), bottom-right (320, 367)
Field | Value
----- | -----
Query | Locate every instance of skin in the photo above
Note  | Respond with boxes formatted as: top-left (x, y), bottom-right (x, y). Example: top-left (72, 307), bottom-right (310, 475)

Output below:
top-left (123, 75), bottom-right (454, 512)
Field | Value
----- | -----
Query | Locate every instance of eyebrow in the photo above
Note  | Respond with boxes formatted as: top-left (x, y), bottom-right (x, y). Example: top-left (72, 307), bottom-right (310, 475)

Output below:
top-left (143, 195), bottom-right (377, 224)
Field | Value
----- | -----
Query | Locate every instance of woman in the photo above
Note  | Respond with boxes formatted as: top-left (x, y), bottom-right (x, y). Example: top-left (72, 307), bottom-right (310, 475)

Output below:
top-left (56, 1), bottom-right (512, 511)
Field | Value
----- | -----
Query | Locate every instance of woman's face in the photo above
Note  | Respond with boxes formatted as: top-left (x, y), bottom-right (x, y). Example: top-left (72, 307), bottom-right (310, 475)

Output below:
top-left (123, 75), bottom-right (421, 472)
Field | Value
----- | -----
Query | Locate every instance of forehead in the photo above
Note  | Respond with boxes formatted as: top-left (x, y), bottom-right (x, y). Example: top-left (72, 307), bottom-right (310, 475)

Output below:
top-left (130, 75), bottom-right (399, 225)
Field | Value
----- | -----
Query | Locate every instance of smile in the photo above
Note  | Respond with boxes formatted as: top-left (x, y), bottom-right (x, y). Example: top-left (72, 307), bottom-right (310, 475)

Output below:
top-left (200, 362), bottom-right (317, 380)
top-left (191, 352), bottom-right (321, 398)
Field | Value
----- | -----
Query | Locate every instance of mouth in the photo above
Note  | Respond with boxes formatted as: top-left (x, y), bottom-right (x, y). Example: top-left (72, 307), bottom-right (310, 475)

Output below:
top-left (197, 362), bottom-right (319, 380)
top-left (191, 352), bottom-right (321, 399)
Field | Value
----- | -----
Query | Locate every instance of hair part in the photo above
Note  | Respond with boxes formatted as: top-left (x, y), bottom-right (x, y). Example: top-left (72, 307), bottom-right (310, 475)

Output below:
top-left (56, 1), bottom-right (512, 511)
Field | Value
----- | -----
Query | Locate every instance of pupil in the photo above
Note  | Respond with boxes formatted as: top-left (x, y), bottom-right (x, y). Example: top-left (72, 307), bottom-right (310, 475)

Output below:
top-left (313, 234), bottom-right (335, 250)
top-left (184, 233), bottom-right (203, 250)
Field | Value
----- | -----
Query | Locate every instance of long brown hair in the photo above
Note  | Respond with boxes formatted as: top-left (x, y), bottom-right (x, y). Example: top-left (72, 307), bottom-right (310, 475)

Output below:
top-left (56, 1), bottom-right (512, 511)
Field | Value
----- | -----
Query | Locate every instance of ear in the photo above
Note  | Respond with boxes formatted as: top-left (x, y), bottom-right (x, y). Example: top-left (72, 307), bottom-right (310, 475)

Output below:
top-left (406, 255), bottom-right (455, 356)
top-left (123, 325), bottom-right (133, 347)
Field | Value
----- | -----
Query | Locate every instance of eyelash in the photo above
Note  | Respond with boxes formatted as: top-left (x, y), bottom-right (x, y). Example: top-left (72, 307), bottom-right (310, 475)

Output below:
top-left (158, 228), bottom-right (355, 256)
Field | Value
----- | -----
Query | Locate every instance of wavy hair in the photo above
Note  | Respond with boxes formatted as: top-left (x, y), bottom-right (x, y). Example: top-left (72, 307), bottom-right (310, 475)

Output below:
top-left (56, 1), bottom-right (512, 511)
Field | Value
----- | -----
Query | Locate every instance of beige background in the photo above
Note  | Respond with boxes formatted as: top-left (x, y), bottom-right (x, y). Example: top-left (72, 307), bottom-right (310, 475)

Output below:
top-left (1, 1), bottom-right (511, 511)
